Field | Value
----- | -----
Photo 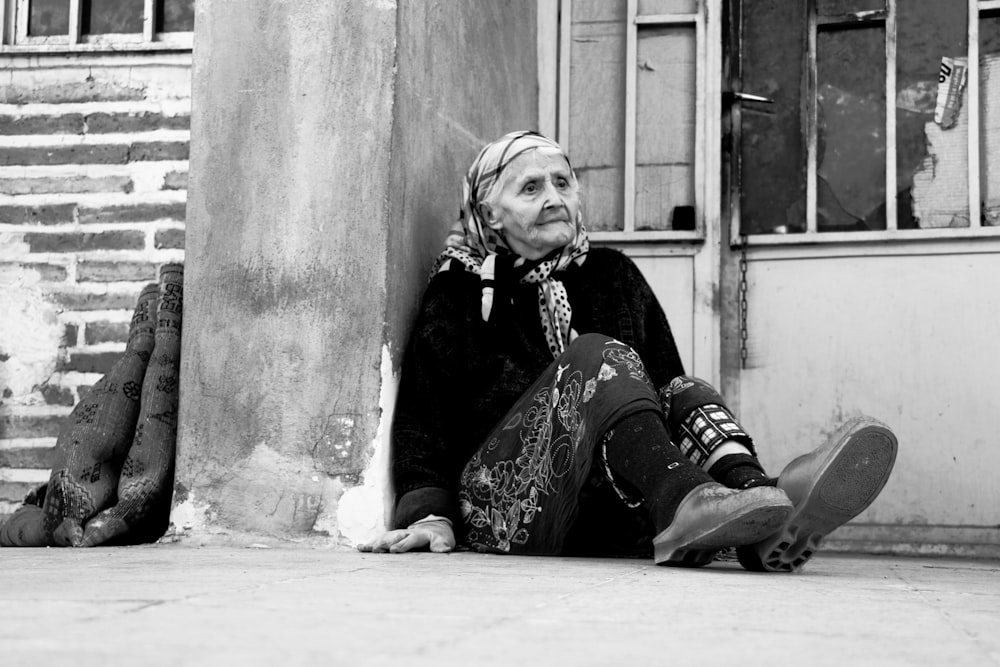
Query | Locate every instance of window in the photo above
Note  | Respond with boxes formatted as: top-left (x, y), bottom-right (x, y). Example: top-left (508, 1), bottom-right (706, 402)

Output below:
top-left (548, 0), bottom-right (713, 242)
top-left (736, 0), bottom-right (1000, 242)
top-left (1, 0), bottom-right (193, 50)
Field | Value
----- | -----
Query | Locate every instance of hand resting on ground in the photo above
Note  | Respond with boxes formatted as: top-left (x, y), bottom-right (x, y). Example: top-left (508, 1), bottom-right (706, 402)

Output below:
top-left (358, 515), bottom-right (455, 553)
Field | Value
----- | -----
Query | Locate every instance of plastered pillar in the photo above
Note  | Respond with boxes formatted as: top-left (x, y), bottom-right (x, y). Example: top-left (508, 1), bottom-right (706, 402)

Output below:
top-left (174, 0), bottom-right (537, 545)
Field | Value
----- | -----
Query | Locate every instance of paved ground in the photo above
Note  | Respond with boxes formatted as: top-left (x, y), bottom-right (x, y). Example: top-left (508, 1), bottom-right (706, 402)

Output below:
top-left (1, 546), bottom-right (997, 666)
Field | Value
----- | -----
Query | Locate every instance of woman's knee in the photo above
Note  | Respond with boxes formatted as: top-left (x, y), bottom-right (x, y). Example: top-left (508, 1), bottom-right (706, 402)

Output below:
top-left (563, 333), bottom-right (640, 367)
top-left (665, 375), bottom-right (726, 401)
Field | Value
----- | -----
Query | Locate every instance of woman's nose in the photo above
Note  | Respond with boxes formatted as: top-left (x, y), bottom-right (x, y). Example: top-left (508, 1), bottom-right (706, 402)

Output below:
top-left (541, 181), bottom-right (562, 207)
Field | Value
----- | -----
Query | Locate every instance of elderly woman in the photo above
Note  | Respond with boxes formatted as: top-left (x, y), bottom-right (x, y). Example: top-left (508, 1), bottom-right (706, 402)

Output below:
top-left (363, 131), bottom-right (897, 570)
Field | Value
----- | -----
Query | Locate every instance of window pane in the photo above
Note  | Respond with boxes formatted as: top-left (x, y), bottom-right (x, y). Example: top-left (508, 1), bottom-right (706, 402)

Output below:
top-left (639, 0), bottom-right (696, 14)
top-left (635, 25), bottom-right (696, 231)
top-left (982, 13), bottom-right (1000, 56)
top-left (982, 13), bottom-right (1000, 227)
top-left (817, 26), bottom-right (886, 231)
top-left (82, 0), bottom-right (144, 34)
top-left (158, 0), bottom-right (195, 32)
top-left (28, 0), bottom-right (69, 37)
top-left (817, 0), bottom-right (884, 17)
top-left (740, 0), bottom-right (808, 235)
top-left (572, 0), bottom-right (626, 23)
top-left (897, 0), bottom-right (968, 230)
top-left (569, 10), bottom-right (626, 232)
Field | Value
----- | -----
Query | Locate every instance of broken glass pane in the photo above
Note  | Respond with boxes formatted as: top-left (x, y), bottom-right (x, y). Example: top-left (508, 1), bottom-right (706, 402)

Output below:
top-left (82, 0), bottom-right (144, 35)
top-left (28, 0), bottom-right (69, 37)
top-left (739, 0), bottom-right (808, 235)
top-left (898, 0), bottom-right (968, 229)
top-left (816, 25), bottom-right (886, 231)
top-left (158, 0), bottom-right (195, 33)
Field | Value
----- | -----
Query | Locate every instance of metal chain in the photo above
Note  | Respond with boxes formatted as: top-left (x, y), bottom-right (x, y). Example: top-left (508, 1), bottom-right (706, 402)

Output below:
top-left (738, 233), bottom-right (749, 369)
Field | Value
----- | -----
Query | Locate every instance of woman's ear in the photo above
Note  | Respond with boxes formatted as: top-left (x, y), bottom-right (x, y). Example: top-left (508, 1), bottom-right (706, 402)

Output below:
top-left (479, 202), bottom-right (502, 231)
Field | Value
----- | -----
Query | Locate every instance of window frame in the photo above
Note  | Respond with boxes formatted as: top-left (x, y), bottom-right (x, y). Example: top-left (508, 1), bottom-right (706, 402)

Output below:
top-left (732, 0), bottom-right (1000, 247)
top-left (0, 0), bottom-right (193, 52)
top-left (540, 0), bottom-right (719, 244)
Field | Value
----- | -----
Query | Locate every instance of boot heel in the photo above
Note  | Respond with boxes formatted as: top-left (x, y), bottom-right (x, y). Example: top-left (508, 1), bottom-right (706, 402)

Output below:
top-left (740, 418), bottom-right (898, 572)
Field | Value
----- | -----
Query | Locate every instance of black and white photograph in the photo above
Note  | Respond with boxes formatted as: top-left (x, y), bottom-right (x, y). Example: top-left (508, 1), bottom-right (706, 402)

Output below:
top-left (0, 1), bottom-right (997, 665)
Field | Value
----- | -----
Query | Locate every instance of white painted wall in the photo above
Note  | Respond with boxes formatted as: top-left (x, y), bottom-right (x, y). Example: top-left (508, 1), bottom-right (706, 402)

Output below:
top-left (735, 243), bottom-right (1000, 553)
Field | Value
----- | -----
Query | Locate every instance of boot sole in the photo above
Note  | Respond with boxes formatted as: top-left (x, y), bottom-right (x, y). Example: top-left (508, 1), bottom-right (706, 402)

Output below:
top-left (740, 422), bottom-right (898, 572)
top-left (654, 499), bottom-right (792, 567)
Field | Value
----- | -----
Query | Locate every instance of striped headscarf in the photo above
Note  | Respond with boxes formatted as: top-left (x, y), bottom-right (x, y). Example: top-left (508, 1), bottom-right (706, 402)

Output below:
top-left (433, 130), bottom-right (590, 357)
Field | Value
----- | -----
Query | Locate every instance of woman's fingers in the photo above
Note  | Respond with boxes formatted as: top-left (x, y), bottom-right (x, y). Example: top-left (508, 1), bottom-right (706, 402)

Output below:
top-left (358, 524), bottom-right (454, 553)
top-left (388, 530), bottom-right (429, 553)
top-left (359, 529), bottom-right (410, 553)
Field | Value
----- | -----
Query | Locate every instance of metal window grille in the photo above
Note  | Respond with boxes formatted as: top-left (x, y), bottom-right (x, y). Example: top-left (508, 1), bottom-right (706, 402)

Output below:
top-left (741, 0), bottom-right (1000, 244)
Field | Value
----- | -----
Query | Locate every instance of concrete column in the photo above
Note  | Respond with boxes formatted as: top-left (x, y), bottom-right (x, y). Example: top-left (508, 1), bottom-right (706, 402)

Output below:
top-left (174, 0), bottom-right (537, 544)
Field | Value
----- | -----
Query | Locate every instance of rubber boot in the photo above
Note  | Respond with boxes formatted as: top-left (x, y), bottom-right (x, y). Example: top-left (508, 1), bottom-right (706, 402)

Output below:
top-left (737, 416), bottom-right (898, 572)
top-left (653, 482), bottom-right (793, 566)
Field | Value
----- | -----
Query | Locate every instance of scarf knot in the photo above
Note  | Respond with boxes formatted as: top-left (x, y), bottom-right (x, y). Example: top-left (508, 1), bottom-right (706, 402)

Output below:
top-left (431, 131), bottom-right (589, 357)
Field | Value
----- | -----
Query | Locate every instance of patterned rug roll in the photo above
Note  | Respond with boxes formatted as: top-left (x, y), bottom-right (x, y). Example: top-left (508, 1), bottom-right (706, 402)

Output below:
top-left (1, 264), bottom-right (185, 548)
top-left (80, 264), bottom-right (183, 547)
top-left (39, 283), bottom-right (159, 547)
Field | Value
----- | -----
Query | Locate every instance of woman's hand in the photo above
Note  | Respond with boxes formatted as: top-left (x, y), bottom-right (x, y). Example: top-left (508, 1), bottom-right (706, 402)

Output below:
top-left (358, 516), bottom-right (455, 553)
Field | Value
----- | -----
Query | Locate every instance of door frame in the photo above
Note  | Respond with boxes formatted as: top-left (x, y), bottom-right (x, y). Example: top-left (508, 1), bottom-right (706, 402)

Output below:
top-left (537, 0), bottom-right (727, 391)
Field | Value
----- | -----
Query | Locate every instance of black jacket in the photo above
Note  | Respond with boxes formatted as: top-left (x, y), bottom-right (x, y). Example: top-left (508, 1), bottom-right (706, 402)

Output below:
top-left (392, 247), bottom-right (686, 527)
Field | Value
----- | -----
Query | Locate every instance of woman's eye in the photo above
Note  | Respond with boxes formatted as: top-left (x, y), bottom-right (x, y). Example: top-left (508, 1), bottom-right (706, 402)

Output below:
top-left (556, 178), bottom-right (569, 188)
top-left (522, 182), bottom-right (538, 194)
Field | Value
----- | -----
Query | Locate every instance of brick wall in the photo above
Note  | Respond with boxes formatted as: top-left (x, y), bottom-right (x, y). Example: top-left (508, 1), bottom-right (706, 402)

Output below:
top-left (0, 52), bottom-right (190, 519)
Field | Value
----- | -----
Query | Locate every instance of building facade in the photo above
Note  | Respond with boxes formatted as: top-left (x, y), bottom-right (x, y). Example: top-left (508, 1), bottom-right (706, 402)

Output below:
top-left (0, 0), bottom-right (191, 518)
top-left (2, 0), bottom-right (998, 557)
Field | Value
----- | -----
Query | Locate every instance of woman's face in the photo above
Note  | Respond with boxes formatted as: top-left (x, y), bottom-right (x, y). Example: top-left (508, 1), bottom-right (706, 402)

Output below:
top-left (480, 149), bottom-right (581, 260)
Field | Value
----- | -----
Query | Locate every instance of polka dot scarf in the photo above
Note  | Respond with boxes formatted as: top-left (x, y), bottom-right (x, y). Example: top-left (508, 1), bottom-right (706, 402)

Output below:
top-left (432, 131), bottom-right (590, 357)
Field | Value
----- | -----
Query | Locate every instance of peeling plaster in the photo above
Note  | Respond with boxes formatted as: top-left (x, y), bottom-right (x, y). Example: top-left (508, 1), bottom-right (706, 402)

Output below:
top-left (170, 441), bottom-right (348, 545)
top-left (0, 265), bottom-right (64, 404)
top-left (912, 117), bottom-right (970, 228)
top-left (168, 487), bottom-right (213, 538)
top-left (912, 55), bottom-right (999, 228)
top-left (334, 344), bottom-right (396, 546)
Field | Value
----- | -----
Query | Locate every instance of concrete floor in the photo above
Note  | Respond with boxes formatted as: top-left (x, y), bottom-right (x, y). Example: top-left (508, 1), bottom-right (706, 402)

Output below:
top-left (1, 547), bottom-right (998, 667)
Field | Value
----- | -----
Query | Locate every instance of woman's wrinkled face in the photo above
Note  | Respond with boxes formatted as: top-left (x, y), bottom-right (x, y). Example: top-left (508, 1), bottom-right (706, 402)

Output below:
top-left (479, 148), bottom-right (580, 260)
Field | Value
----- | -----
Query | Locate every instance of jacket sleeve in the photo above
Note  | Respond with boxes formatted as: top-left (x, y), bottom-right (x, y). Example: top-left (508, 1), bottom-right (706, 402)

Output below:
top-left (391, 269), bottom-right (481, 529)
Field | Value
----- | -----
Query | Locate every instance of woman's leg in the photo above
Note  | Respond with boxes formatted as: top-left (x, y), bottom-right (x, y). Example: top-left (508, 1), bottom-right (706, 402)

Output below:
top-left (458, 334), bottom-right (791, 565)
top-left (655, 376), bottom-right (899, 573)
top-left (458, 334), bottom-right (662, 555)
top-left (658, 375), bottom-right (775, 489)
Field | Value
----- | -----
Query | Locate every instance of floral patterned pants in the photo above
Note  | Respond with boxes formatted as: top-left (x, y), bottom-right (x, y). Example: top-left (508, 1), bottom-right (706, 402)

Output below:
top-left (458, 333), bottom-right (753, 556)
